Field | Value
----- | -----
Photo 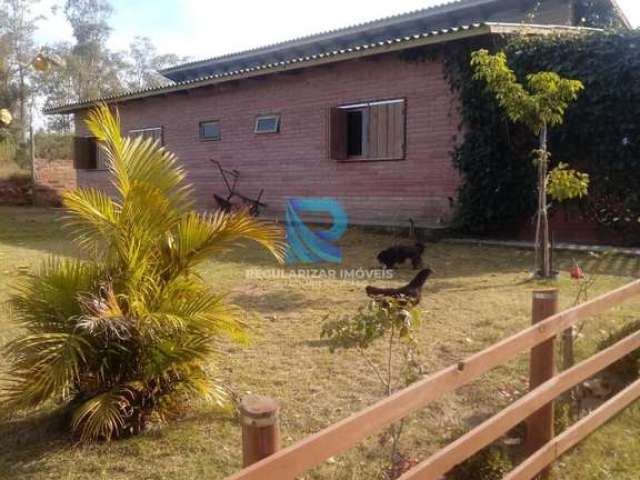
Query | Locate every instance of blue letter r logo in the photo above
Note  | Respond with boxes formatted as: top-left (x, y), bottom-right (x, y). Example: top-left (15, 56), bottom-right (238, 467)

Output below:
top-left (285, 198), bottom-right (348, 264)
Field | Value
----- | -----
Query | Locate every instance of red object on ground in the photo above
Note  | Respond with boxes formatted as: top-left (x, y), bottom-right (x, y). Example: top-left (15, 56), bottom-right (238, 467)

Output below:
top-left (570, 264), bottom-right (585, 280)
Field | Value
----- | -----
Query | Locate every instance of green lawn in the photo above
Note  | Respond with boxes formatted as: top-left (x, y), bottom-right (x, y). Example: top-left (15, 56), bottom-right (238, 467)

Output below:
top-left (0, 206), bottom-right (639, 480)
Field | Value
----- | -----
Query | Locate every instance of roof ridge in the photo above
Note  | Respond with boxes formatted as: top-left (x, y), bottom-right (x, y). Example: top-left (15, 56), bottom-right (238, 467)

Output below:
top-left (159, 0), bottom-right (493, 74)
top-left (45, 23), bottom-right (600, 114)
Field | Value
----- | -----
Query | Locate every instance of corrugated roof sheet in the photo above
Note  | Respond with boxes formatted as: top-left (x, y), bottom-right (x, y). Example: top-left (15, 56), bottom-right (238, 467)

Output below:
top-left (159, 0), bottom-right (631, 83)
top-left (159, 0), bottom-right (499, 82)
top-left (44, 22), bottom-right (599, 115)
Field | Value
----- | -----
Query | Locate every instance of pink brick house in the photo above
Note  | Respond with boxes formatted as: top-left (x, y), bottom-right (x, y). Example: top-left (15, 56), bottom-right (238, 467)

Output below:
top-left (44, 0), bottom-right (629, 227)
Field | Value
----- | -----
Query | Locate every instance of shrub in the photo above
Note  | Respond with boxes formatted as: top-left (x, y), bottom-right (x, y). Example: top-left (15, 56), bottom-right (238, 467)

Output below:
top-left (598, 319), bottom-right (640, 383)
top-left (0, 104), bottom-right (285, 441)
top-left (449, 443), bottom-right (513, 480)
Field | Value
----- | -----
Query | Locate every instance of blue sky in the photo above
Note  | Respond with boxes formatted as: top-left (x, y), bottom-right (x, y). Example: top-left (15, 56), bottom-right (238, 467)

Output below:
top-left (35, 0), bottom-right (640, 61)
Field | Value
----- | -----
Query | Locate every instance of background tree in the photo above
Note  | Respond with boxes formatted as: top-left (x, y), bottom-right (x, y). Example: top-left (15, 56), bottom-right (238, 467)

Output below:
top-left (126, 36), bottom-right (185, 90)
top-left (0, 0), bottom-right (41, 144)
top-left (35, 41), bottom-right (75, 132)
top-left (63, 0), bottom-right (123, 100)
top-left (0, 32), bottom-right (20, 163)
top-left (471, 49), bottom-right (584, 278)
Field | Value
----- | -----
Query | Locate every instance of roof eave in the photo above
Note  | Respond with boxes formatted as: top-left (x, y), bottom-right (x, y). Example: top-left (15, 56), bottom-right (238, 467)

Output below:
top-left (44, 23), bottom-right (600, 116)
top-left (608, 0), bottom-right (632, 29)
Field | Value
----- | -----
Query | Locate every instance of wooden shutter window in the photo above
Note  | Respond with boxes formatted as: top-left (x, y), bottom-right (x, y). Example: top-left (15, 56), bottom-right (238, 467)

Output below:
top-left (367, 100), bottom-right (405, 160)
top-left (329, 107), bottom-right (348, 160)
top-left (73, 136), bottom-right (98, 170)
top-left (96, 142), bottom-right (108, 170)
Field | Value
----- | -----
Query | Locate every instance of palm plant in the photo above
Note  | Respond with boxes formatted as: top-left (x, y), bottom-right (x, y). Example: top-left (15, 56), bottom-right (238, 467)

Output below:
top-left (1, 103), bottom-right (285, 441)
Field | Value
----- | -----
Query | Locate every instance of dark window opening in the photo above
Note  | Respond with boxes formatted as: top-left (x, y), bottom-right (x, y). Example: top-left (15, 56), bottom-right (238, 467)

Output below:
top-left (347, 110), bottom-right (364, 156)
top-left (73, 136), bottom-right (98, 170)
top-left (329, 99), bottom-right (406, 162)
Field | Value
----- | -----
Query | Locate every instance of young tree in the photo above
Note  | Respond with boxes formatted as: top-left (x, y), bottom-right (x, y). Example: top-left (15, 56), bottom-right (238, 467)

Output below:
top-left (322, 299), bottom-right (423, 478)
top-left (1, 104), bottom-right (285, 441)
top-left (471, 50), bottom-right (584, 278)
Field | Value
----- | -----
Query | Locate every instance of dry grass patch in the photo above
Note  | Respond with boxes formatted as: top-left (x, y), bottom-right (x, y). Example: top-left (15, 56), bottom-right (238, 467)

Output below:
top-left (0, 207), bottom-right (639, 479)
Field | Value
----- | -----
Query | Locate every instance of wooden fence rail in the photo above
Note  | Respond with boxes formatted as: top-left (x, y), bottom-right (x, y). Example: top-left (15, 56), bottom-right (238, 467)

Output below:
top-left (504, 377), bottom-right (640, 480)
top-left (397, 329), bottom-right (640, 479)
top-left (226, 279), bottom-right (640, 480)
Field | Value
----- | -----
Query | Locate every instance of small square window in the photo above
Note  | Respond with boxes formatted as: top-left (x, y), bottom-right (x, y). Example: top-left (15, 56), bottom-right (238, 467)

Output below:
top-left (200, 121), bottom-right (221, 141)
top-left (255, 114), bottom-right (280, 134)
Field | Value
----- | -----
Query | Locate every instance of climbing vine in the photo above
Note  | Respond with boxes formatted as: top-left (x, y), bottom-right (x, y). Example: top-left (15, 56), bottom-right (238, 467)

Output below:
top-left (433, 30), bottom-right (640, 241)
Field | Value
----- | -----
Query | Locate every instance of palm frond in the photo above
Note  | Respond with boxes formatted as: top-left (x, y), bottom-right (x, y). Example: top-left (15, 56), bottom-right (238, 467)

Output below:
top-left (118, 180), bottom-right (180, 240)
top-left (156, 368), bottom-right (229, 419)
top-left (2, 333), bottom-right (92, 409)
top-left (120, 136), bottom-right (193, 212)
top-left (142, 336), bottom-right (215, 380)
top-left (86, 103), bottom-right (192, 212)
top-left (62, 188), bottom-right (120, 255)
top-left (84, 104), bottom-right (128, 188)
top-left (71, 389), bottom-right (129, 442)
top-left (151, 280), bottom-right (247, 343)
top-left (169, 210), bottom-right (285, 271)
top-left (3, 104), bottom-right (284, 441)
top-left (10, 257), bottom-right (101, 332)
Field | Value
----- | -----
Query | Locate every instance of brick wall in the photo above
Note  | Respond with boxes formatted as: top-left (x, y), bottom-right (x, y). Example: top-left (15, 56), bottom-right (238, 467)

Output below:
top-left (33, 158), bottom-right (76, 206)
top-left (75, 51), bottom-right (462, 226)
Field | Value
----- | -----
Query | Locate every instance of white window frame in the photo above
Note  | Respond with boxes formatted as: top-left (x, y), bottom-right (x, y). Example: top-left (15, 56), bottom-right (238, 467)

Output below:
top-left (199, 120), bottom-right (221, 141)
top-left (254, 114), bottom-right (281, 134)
top-left (338, 98), bottom-right (405, 110)
top-left (128, 126), bottom-right (163, 145)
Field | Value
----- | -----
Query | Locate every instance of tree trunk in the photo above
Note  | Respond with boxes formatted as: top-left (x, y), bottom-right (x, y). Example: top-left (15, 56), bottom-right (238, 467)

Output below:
top-left (18, 66), bottom-right (27, 143)
top-left (538, 124), bottom-right (551, 278)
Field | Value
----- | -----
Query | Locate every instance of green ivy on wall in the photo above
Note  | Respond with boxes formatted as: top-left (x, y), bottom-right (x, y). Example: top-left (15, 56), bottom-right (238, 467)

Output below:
top-left (438, 30), bottom-right (640, 238)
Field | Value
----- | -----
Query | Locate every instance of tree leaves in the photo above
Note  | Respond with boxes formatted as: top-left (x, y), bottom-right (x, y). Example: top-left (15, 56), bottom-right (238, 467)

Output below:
top-left (471, 49), bottom-right (583, 135)
top-left (547, 163), bottom-right (590, 202)
top-left (453, 32), bottom-right (640, 236)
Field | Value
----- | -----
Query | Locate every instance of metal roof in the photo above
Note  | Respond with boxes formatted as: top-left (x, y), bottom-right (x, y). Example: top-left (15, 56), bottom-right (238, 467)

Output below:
top-left (159, 0), bottom-right (504, 82)
top-left (44, 22), bottom-right (599, 115)
top-left (158, 0), bottom-right (630, 83)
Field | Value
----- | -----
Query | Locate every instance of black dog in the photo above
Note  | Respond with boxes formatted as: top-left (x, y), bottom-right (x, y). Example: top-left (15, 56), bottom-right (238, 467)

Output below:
top-left (376, 242), bottom-right (425, 270)
top-left (366, 268), bottom-right (432, 306)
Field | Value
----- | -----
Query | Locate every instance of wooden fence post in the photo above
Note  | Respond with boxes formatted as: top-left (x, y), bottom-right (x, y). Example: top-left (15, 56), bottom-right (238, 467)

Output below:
top-left (562, 326), bottom-right (575, 371)
top-left (526, 289), bottom-right (558, 477)
top-left (240, 395), bottom-right (281, 467)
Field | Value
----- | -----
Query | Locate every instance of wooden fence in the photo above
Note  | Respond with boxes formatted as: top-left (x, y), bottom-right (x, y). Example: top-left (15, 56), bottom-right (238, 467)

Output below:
top-left (226, 280), bottom-right (640, 480)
